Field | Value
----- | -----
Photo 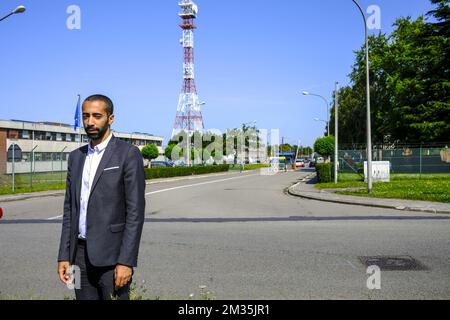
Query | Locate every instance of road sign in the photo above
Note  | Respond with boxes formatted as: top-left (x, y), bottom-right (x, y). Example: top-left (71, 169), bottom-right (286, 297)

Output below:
top-left (7, 144), bottom-right (22, 162)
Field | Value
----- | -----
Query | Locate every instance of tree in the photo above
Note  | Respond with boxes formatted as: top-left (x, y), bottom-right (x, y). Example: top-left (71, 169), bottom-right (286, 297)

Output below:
top-left (302, 146), bottom-right (313, 156)
top-left (280, 144), bottom-right (293, 153)
top-left (428, 0), bottom-right (450, 37)
top-left (141, 144), bottom-right (159, 166)
top-left (314, 136), bottom-right (335, 161)
top-left (330, 0), bottom-right (450, 145)
top-left (164, 144), bottom-right (173, 160)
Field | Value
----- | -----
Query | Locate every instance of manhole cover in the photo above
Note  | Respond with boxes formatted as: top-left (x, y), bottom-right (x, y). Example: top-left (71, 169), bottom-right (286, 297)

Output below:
top-left (359, 256), bottom-right (428, 271)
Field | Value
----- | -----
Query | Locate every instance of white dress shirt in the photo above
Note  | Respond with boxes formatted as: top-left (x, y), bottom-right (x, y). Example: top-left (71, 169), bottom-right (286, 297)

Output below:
top-left (78, 133), bottom-right (112, 239)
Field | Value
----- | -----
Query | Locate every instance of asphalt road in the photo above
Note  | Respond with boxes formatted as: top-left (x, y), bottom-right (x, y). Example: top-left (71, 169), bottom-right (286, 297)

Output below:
top-left (1, 169), bottom-right (449, 299)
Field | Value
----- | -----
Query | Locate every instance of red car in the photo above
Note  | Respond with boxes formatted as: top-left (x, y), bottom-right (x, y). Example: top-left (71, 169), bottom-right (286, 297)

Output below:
top-left (295, 159), bottom-right (305, 168)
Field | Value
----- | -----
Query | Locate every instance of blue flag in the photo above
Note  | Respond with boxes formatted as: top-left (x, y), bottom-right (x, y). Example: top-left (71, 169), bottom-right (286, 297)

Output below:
top-left (74, 95), bottom-right (80, 131)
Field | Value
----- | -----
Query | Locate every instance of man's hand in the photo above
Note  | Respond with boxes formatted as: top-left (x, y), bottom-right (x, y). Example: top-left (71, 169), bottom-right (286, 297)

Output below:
top-left (58, 261), bottom-right (71, 285)
top-left (115, 264), bottom-right (133, 290)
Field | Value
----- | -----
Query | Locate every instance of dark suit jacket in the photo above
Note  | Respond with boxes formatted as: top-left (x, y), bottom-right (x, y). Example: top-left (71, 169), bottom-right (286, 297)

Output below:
top-left (58, 135), bottom-right (146, 267)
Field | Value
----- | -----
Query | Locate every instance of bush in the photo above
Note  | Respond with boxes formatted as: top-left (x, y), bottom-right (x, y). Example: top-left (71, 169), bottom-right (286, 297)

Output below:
top-left (316, 163), bottom-right (334, 183)
top-left (141, 144), bottom-right (159, 162)
top-left (314, 136), bottom-right (335, 159)
top-left (144, 165), bottom-right (229, 180)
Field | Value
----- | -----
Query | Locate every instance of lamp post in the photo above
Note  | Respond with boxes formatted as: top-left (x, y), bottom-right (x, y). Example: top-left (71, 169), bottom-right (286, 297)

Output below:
top-left (334, 82), bottom-right (339, 184)
top-left (352, 0), bottom-right (373, 193)
top-left (302, 91), bottom-right (330, 136)
top-left (0, 5), bottom-right (26, 22)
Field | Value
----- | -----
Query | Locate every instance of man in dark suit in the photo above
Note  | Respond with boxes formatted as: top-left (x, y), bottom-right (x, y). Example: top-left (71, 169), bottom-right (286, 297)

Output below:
top-left (57, 94), bottom-right (146, 300)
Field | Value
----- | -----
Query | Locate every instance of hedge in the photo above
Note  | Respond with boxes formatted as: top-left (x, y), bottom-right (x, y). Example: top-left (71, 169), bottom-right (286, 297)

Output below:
top-left (144, 164), bottom-right (230, 180)
top-left (316, 163), bottom-right (334, 183)
top-left (229, 164), bottom-right (270, 171)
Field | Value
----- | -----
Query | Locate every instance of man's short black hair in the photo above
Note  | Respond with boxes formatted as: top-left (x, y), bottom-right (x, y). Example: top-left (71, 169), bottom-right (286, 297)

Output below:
top-left (83, 94), bottom-right (114, 116)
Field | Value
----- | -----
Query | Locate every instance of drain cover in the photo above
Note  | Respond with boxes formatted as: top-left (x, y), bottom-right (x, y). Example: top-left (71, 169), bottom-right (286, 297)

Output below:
top-left (359, 256), bottom-right (428, 271)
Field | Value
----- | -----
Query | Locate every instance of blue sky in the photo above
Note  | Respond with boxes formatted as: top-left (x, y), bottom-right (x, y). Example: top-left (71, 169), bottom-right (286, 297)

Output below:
top-left (0, 0), bottom-right (435, 147)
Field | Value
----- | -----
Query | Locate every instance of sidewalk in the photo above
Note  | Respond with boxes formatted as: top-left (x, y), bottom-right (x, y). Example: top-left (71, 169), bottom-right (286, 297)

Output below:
top-left (288, 173), bottom-right (450, 214)
top-left (0, 170), bottom-right (254, 203)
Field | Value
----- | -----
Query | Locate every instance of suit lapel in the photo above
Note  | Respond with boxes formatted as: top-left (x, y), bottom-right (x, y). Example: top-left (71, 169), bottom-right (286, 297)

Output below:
top-left (75, 145), bottom-right (88, 212)
top-left (89, 135), bottom-right (117, 198)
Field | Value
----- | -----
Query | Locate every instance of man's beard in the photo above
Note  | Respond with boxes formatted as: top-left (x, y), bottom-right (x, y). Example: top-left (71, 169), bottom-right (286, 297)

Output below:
top-left (85, 125), bottom-right (109, 141)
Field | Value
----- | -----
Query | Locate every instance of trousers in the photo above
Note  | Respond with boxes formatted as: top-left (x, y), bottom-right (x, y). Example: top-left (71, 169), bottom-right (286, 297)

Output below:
top-left (74, 240), bottom-right (131, 300)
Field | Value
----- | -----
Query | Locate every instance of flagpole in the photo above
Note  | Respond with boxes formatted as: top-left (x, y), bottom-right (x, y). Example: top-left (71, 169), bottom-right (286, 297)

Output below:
top-left (77, 94), bottom-right (81, 148)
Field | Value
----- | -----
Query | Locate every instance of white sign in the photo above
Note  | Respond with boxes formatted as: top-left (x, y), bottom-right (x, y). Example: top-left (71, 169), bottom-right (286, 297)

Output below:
top-left (364, 161), bottom-right (390, 182)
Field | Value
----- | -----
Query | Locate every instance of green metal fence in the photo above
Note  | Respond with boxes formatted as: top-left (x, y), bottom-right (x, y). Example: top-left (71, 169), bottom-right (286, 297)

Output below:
top-left (338, 144), bottom-right (450, 174)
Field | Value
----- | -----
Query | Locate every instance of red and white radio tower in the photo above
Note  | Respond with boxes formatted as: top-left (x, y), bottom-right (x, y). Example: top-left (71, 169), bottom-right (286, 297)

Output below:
top-left (172, 0), bottom-right (204, 137)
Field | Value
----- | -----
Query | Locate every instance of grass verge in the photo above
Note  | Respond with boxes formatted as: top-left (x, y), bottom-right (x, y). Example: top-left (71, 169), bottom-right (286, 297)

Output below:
top-left (316, 173), bottom-right (450, 203)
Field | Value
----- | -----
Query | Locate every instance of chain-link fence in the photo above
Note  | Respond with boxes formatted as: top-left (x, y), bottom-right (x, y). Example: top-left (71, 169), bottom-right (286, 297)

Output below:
top-left (338, 144), bottom-right (450, 175)
top-left (1, 149), bottom-right (68, 194)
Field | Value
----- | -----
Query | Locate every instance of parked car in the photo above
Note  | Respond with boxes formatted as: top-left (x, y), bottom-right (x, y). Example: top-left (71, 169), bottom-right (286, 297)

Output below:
top-left (150, 161), bottom-right (174, 167)
top-left (295, 158), bottom-right (305, 168)
top-left (173, 160), bottom-right (187, 167)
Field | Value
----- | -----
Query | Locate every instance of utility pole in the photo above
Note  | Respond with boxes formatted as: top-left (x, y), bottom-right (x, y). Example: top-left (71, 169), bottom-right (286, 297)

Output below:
top-left (334, 82), bottom-right (339, 184)
top-left (352, 0), bottom-right (373, 193)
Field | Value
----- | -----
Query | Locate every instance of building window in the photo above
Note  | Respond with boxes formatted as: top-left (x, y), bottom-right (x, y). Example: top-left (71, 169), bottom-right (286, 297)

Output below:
top-left (45, 132), bottom-right (52, 141)
top-left (66, 134), bottom-right (72, 142)
top-left (56, 133), bottom-right (63, 141)
top-left (7, 130), bottom-right (19, 139)
top-left (22, 130), bottom-right (30, 139)
top-left (75, 134), bottom-right (80, 142)
top-left (34, 131), bottom-right (44, 140)
top-left (42, 153), bottom-right (52, 161)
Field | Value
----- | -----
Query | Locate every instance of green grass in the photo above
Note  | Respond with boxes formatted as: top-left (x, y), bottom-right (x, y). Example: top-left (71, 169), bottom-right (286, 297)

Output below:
top-left (229, 163), bottom-right (270, 171)
top-left (0, 173), bottom-right (66, 195)
top-left (0, 182), bottom-right (65, 195)
top-left (316, 173), bottom-right (366, 189)
top-left (0, 282), bottom-right (217, 300)
top-left (316, 173), bottom-right (450, 203)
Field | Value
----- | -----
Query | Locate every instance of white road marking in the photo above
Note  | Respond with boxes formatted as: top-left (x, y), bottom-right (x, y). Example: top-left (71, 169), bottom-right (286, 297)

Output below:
top-left (345, 259), bottom-right (358, 270)
top-left (46, 173), bottom-right (259, 218)
top-left (47, 214), bottom-right (63, 220)
top-left (145, 173), bottom-right (259, 196)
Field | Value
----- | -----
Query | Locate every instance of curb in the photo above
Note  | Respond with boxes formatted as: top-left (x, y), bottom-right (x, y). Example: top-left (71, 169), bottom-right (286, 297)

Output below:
top-left (0, 191), bottom-right (65, 203)
top-left (288, 178), bottom-right (450, 215)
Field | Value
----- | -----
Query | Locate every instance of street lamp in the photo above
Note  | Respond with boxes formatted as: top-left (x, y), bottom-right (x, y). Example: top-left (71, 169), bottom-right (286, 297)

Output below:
top-left (302, 91), bottom-right (330, 136)
top-left (352, 0), bottom-right (373, 193)
top-left (0, 5), bottom-right (26, 22)
top-left (334, 82), bottom-right (339, 184)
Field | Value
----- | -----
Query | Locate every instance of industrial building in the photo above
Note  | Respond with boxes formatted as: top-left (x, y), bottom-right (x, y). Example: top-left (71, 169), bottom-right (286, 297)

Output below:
top-left (0, 119), bottom-right (164, 174)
